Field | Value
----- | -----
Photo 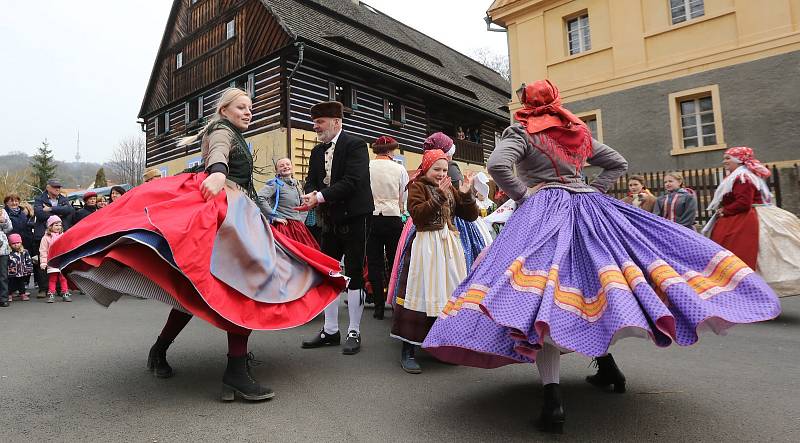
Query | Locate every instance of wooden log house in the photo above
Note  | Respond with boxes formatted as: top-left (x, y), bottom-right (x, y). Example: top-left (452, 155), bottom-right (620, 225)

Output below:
top-left (139, 0), bottom-right (511, 180)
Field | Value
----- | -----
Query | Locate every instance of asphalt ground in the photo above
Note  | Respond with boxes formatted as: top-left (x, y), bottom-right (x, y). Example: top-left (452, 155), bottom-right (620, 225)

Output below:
top-left (1, 294), bottom-right (798, 442)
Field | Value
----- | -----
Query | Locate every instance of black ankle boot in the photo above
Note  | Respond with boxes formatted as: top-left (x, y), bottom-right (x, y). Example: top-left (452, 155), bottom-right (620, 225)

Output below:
top-left (147, 336), bottom-right (174, 378)
top-left (537, 383), bottom-right (565, 434)
top-left (400, 342), bottom-right (422, 374)
top-left (586, 354), bottom-right (626, 393)
top-left (373, 303), bottom-right (385, 320)
top-left (221, 353), bottom-right (275, 402)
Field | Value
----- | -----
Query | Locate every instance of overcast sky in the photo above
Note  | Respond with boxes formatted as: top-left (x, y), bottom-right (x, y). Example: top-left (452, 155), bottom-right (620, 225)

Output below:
top-left (0, 0), bottom-right (507, 163)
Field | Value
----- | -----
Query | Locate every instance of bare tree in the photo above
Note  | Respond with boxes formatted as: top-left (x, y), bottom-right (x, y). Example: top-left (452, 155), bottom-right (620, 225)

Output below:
top-left (469, 47), bottom-right (511, 83)
top-left (109, 136), bottom-right (146, 186)
top-left (0, 168), bottom-right (32, 198)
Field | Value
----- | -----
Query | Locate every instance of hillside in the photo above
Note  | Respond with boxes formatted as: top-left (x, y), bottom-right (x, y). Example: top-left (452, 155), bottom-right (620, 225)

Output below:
top-left (0, 151), bottom-right (116, 190)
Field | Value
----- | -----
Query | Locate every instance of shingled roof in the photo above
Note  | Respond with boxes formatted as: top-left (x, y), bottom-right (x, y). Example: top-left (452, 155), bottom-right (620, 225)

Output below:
top-left (261, 0), bottom-right (511, 119)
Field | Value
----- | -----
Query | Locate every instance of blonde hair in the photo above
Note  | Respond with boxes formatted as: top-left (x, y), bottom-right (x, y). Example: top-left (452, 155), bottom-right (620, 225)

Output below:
top-left (177, 87), bottom-right (250, 147)
top-left (664, 171), bottom-right (684, 185)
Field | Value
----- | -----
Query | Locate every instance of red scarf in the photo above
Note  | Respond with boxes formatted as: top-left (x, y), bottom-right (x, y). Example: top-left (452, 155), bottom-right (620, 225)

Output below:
top-left (514, 80), bottom-right (593, 170)
top-left (407, 150), bottom-right (449, 189)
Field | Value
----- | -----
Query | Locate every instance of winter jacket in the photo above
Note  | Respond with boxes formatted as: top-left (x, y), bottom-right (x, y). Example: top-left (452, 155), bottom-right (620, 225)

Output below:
top-left (39, 231), bottom-right (63, 273)
top-left (407, 176), bottom-right (479, 232)
top-left (8, 249), bottom-right (33, 277)
top-left (74, 204), bottom-right (98, 224)
top-left (0, 209), bottom-right (12, 255)
top-left (4, 205), bottom-right (35, 249)
top-left (653, 188), bottom-right (698, 229)
top-left (33, 192), bottom-right (74, 239)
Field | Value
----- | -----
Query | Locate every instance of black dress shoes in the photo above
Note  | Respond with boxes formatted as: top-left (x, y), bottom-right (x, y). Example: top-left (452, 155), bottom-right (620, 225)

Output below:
top-left (342, 330), bottom-right (361, 355)
top-left (301, 329), bottom-right (341, 348)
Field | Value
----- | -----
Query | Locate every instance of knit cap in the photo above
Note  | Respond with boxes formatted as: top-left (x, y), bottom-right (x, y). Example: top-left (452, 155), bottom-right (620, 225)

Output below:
top-left (47, 215), bottom-right (62, 227)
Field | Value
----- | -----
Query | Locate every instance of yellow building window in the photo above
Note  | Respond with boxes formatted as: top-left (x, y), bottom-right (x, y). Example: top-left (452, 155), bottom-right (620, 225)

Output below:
top-left (668, 85), bottom-right (726, 155)
top-left (566, 13), bottom-right (591, 55)
top-left (576, 109), bottom-right (603, 142)
top-left (670, 0), bottom-right (704, 25)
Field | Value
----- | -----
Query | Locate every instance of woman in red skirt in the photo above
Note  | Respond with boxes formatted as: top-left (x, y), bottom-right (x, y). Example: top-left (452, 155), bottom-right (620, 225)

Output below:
top-left (48, 88), bottom-right (345, 401)
top-left (257, 158), bottom-right (320, 249)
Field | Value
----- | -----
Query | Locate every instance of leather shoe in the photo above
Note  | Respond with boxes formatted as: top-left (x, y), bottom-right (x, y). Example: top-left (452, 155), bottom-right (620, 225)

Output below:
top-left (342, 330), bottom-right (361, 355)
top-left (301, 330), bottom-right (341, 349)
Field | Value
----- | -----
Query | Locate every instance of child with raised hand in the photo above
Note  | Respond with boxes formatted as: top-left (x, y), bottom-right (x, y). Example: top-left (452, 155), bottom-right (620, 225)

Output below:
top-left (653, 172), bottom-right (698, 229)
top-left (39, 216), bottom-right (71, 303)
top-left (7, 234), bottom-right (33, 301)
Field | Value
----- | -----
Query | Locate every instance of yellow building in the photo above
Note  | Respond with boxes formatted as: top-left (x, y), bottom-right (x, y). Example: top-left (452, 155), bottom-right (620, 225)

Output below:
top-left (488, 0), bottom-right (800, 170)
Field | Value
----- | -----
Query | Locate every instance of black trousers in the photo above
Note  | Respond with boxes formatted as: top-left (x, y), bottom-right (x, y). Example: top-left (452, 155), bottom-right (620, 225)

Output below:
top-left (366, 215), bottom-right (403, 307)
top-left (8, 276), bottom-right (29, 294)
top-left (0, 255), bottom-right (8, 303)
top-left (33, 237), bottom-right (46, 291)
top-left (321, 214), bottom-right (370, 290)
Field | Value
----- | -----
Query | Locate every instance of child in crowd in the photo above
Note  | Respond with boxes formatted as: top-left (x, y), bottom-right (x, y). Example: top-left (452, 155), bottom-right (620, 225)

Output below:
top-left (0, 208), bottom-right (11, 307)
top-left (390, 149), bottom-right (479, 374)
top-left (7, 234), bottom-right (33, 301)
top-left (622, 174), bottom-right (657, 212)
top-left (653, 172), bottom-right (697, 229)
top-left (39, 216), bottom-right (71, 303)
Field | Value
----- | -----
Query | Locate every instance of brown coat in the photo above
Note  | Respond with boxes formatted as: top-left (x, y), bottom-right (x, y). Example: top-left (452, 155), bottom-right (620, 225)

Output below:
top-left (622, 192), bottom-right (657, 212)
top-left (407, 176), bottom-right (479, 232)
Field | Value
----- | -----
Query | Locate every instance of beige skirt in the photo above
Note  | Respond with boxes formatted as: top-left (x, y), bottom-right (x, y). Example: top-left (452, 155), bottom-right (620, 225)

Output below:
top-left (403, 227), bottom-right (467, 316)
top-left (755, 205), bottom-right (800, 297)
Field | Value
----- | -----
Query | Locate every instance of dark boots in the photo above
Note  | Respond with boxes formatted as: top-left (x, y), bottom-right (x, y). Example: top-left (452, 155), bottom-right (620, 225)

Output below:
top-left (537, 383), bottom-right (565, 434)
top-left (147, 336), bottom-right (174, 378)
top-left (373, 302), bottom-right (385, 320)
top-left (221, 353), bottom-right (275, 402)
top-left (586, 354), bottom-right (626, 393)
top-left (400, 342), bottom-right (422, 374)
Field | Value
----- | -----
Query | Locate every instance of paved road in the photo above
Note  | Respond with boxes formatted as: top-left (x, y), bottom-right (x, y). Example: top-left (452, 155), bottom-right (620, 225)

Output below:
top-left (1, 294), bottom-right (798, 442)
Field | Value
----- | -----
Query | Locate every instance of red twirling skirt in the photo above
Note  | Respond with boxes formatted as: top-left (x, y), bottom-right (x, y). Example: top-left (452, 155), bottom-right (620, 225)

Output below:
top-left (710, 209), bottom-right (759, 269)
top-left (48, 173), bottom-right (346, 334)
top-left (271, 219), bottom-right (319, 249)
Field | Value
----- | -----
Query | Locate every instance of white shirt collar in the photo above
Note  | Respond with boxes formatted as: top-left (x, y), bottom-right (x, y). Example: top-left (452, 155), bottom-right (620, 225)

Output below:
top-left (330, 129), bottom-right (343, 146)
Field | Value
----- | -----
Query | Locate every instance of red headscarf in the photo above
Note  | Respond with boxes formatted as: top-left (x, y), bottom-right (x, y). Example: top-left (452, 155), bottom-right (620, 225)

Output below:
top-left (514, 80), bottom-right (593, 170)
top-left (408, 149), bottom-right (450, 188)
top-left (726, 146), bottom-right (771, 178)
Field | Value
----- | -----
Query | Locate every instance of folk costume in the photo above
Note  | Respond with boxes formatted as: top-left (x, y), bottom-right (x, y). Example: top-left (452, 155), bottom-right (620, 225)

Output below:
top-left (300, 101), bottom-right (374, 355)
top-left (390, 150), bottom-right (479, 373)
top-left (653, 186), bottom-right (698, 229)
top-left (421, 80), bottom-right (781, 433)
top-left (257, 174), bottom-right (319, 249)
top-left (48, 115), bottom-right (346, 401)
top-left (704, 147), bottom-right (800, 296)
top-left (366, 136), bottom-right (408, 319)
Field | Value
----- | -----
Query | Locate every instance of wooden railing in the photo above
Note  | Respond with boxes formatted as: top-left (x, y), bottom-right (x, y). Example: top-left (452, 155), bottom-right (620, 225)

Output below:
top-left (452, 139), bottom-right (485, 165)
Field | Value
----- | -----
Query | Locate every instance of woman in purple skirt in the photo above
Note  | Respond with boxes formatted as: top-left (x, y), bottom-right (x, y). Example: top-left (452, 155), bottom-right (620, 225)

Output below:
top-left (422, 80), bottom-right (781, 434)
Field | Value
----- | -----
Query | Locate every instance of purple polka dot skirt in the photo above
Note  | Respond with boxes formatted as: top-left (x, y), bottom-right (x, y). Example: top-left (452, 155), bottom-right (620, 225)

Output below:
top-left (422, 189), bottom-right (781, 369)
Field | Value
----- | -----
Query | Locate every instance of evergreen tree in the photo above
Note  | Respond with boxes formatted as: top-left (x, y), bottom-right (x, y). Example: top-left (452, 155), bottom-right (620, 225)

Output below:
top-left (29, 139), bottom-right (57, 196)
top-left (94, 168), bottom-right (108, 188)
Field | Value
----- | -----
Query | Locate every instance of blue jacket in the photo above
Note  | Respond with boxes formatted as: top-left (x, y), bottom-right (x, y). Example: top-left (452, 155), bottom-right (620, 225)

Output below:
top-left (33, 192), bottom-right (75, 239)
top-left (4, 205), bottom-right (35, 248)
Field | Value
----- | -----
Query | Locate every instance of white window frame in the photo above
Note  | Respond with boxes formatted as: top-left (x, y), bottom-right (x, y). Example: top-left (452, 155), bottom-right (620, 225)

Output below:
top-left (669, 0), bottom-right (705, 25)
top-left (226, 19), bottom-right (235, 40)
top-left (156, 111), bottom-right (170, 136)
top-left (566, 13), bottom-right (591, 56)
top-left (678, 96), bottom-right (716, 149)
top-left (668, 85), bottom-right (726, 155)
top-left (176, 51), bottom-right (183, 69)
top-left (575, 109), bottom-right (603, 142)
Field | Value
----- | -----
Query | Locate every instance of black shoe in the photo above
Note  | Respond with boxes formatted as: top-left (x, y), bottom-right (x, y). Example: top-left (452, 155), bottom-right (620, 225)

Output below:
top-left (0, 301), bottom-right (8, 308)
top-left (536, 383), bottom-right (565, 434)
top-left (301, 330), bottom-right (341, 349)
top-left (586, 354), bottom-right (626, 393)
top-left (147, 336), bottom-right (174, 378)
top-left (342, 330), bottom-right (361, 355)
top-left (221, 353), bottom-right (275, 402)
top-left (400, 342), bottom-right (422, 374)
top-left (373, 304), bottom-right (385, 320)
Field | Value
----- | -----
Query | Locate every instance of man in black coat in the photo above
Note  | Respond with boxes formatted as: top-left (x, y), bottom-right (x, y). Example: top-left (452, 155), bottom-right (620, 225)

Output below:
top-left (33, 179), bottom-right (75, 294)
top-left (300, 101), bottom-right (374, 355)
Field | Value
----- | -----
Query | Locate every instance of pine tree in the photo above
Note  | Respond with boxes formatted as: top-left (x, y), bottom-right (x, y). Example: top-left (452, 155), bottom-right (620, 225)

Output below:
top-left (29, 139), bottom-right (57, 196)
top-left (94, 168), bottom-right (108, 188)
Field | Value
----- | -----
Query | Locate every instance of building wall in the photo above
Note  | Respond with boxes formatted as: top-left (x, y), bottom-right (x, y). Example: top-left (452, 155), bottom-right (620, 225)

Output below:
top-left (491, 0), bottom-right (800, 108)
top-left (566, 50), bottom-right (800, 171)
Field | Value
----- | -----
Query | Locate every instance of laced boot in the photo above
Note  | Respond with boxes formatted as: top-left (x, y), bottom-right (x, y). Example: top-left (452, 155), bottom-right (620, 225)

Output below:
top-left (537, 383), bottom-right (565, 434)
top-left (147, 336), bottom-right (174, 378)
top-left (586, 354), bottom-right (626, 393)
top-left (400, 342), bottom-right (422, 374)
top-left (221, 353), bottom-right (275, 402)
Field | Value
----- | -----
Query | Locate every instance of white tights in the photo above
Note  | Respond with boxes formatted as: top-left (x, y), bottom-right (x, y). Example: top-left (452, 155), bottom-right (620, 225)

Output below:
top-left (536, 343), bottom-right (561, 385)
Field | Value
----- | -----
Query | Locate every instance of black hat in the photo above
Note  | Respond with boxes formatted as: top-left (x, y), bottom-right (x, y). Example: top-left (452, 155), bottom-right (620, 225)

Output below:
top-left (47, 178), bottom-right (62, 187)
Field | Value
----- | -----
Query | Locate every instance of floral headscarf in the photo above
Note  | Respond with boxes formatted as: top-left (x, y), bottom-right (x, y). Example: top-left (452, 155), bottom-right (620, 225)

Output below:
top-left (422, 132), bottom-right (455, 156)
top-left (725, 146), bottom-right (771, 178)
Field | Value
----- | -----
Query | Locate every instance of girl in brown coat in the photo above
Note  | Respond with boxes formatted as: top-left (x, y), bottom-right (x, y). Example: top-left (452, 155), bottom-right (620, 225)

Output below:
top-left (390, 149), bottom-right (479, 373)
top-left (621, 174), bottom-right (656, 212)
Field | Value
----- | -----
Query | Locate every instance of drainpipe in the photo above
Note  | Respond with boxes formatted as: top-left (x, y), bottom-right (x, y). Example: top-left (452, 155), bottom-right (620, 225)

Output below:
top-left (285, 42), bottom-right (305, 162)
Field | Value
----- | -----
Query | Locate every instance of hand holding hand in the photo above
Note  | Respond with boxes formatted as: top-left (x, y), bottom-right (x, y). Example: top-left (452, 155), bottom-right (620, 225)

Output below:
top-left (274, 217), bottom-right (288, 225)
top-left (296, 192), bottom-right (319, 211)
top-left (201, 172), bottom-right (226, 200)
